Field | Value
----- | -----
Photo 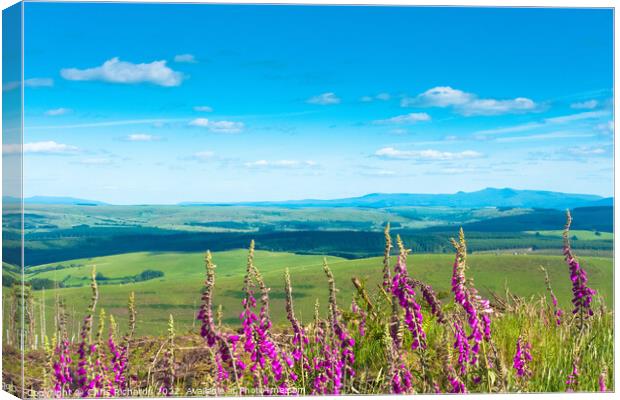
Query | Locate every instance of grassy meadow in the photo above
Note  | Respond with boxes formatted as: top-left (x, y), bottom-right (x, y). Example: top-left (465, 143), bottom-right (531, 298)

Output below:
top-left (13, 248), bottom-right (614, 336)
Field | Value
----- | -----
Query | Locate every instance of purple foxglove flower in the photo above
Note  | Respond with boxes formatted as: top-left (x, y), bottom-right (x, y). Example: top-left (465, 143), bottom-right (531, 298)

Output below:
top-left (390, 238), bottom-right (426, 350)
top-left (563, 212), bottom-right (596, 326)
top-left (513, 336), bottom-right (532, 378)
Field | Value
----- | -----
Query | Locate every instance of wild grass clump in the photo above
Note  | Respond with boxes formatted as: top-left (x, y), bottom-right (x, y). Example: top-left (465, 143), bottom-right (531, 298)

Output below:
top-left (14, 211), bottom-right (614, 397)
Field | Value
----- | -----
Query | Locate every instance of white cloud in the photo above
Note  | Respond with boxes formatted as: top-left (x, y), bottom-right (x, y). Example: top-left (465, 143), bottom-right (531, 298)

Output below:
top-left (244, 159), bottom-right (317, 169)
top-left (27, 118), bottom-right (186, 131)
top-left (181, 151), bottom-right (216, 163)
top-left (529, 145), bottom-right (612, 161)
top-left (402, 86), bottom-right (472, 108)
top-left (25, 78), bottom-right (54, 88)
top-left (401, 86), bottom-right (538, 116)
top-left (75, 157), bottom-right (114, 165)
top-left (475, 110), bottom-right (611, 139)
top-left (174, 54), bottom-right (197, 63)
top-left (361, 93), bottom-right (391, 102)
top-left (307, 92), bottom-right (340, 105)
top-left (45, 108), bottom-right (71, 116)
top-left (2, 82), bottom-right (20, 92)
top-left (375, 147), bottom-right (482, 161)
top-left (3, 141), bottom-right (79, 155)
top-left (194, 105), bottom-right (213, 112)
top-left (189, 118), bottom-right (213, 127)
top-left (188, 118), bottom-right (244, 133)
top-left (475, 122), bottom-right (543, 136)
top-left (544, 110), bottom-right (608, 124)
top-left (360, 169), bottom-right (396, 177)
top-left (495, 131), bottom-right (595, 143)
top-left (3, 78), bottom-right (54, 92)
top-left (126, 134), bottom-right (158, 142)
top-left (570, 100), bottom-right (598, 109)
top-left (61, 57), bottom-right (184, 87)
top-left (373, 113), bottom-right (431, 125)
top-left (424, 164), bottom-right (496, 175)
top-left (596, 120), bottom-right (613, 135)
top-left (389, 128), bottom-right (409, 135)
top-left (458, 97), bottom-right (536, 116)
top-left (567, 146), bottom-right (608, 156)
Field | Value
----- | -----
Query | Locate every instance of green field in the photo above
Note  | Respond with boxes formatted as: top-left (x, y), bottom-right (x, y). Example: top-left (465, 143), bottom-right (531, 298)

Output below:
top-left (13, 248), bottom-right (613, 337)
top-left (527, 229), bottom-right (614, 240)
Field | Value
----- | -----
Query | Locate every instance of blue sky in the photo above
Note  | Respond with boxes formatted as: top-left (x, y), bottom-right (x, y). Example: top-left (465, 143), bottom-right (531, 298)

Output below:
top-left (14, 3), bottom-right (614, 204)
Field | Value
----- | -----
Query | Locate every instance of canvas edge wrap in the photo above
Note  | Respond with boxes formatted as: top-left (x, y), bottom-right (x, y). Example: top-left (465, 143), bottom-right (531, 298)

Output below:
top-left (3, 1), bottom-right (25, 398)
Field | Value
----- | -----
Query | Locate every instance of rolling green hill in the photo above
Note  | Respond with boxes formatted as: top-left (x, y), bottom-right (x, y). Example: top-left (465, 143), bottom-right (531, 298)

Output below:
top-left (13, 248), bottom-right (613, 337)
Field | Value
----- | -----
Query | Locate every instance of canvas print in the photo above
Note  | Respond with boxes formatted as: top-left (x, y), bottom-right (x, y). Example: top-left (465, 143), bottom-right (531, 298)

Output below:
top-left (1, 2), bottom-right (614, 398)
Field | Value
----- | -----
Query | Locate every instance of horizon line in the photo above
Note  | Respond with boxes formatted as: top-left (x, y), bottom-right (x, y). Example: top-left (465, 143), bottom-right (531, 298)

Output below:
top-left (10, 186), bottom-right (614, 206)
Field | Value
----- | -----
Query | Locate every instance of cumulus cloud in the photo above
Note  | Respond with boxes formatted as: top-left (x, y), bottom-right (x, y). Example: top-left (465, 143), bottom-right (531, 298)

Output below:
top-left (570, 100), bottom-right (598, 109)
top-left (126, 134), bottom-right (158, 142)
top-left (401, 86), bottom-right (538, 116)
top-left (174, 54), bottom-right (197, 63)
top-left (244, 159), bottom-right (317, 169)
top-left (373, 113), bottom-right (431, 125)
top-left (61, 57), bottom-right (184, 87)
top-left (194, 105), bottom-right (213, 112)
top-left (45, 108), bottom-right (71, 116)
top-left (307, 92), bottom-right (340, 105)
top-left (402, 86), bottom-right (472, 108)
top-left (375, 146), bottom-right (482, 161)
top-left (3, 141), bottom-right (79, 155)
top-left (189, 118), bottom-right (244, 133)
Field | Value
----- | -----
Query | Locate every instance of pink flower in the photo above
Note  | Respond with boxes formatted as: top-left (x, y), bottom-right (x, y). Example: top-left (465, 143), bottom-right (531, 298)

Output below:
top-left (513, 336), bottom-right (532, 378)
top-left (566, 358), bottom-right (580, 392)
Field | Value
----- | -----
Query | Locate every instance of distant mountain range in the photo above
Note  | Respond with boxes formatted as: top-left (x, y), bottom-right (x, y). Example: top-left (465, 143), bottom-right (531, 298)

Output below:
top-left (4, 188), bottom-right (613, 209)
top-left (180, 188), bottom-right (613, 210)
top-left (3, 196), bottom-right (108, 206)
